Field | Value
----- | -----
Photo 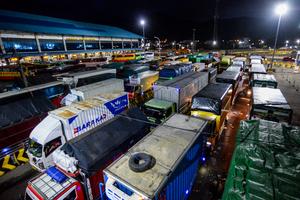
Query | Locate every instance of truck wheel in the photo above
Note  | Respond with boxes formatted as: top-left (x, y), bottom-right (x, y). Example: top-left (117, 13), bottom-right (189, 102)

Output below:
top-left (129, 152), bottom-right (156, 172)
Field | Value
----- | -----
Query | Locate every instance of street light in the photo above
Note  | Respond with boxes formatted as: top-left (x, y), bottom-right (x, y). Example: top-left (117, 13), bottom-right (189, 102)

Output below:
top-left (212, 40), bottom-right (217, 46)
top-left (140, 19), bottom-right (145, 50)
top-left (297, 39), bottom-right (300, 45)
top-left (270, 3), bottom-right (288, 69)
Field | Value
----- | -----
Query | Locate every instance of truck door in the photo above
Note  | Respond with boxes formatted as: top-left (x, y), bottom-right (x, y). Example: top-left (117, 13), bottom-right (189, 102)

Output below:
top-left (44, 136), bottom-right (62, 169)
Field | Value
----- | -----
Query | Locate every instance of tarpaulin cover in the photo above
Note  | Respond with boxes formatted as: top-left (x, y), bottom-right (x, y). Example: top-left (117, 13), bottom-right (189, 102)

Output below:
top-left (216, 71), bottom-right (240, 85)
top-left (159, 63), bottom-right (193, 78)
top-left (0, 96), bottom-right (54, 128)
top-left (60, 108), bottom-right (150, 175)
top-left (191, 83), bottom-right (231, 115)
top-left (253, 87), bottom-right (291, 110)
top-left (222, 119), bottom-right (300, 200)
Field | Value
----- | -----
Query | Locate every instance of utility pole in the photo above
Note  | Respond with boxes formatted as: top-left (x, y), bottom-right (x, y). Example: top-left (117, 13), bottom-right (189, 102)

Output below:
top-left (192, 28), bottom-right (196, 53)
top-left (213, 0), bottom-right (220, 47)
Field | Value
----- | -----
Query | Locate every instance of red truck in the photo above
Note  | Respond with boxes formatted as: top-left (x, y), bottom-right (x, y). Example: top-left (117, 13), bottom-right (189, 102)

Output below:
top-left (25, 108), bottom-right (150, 200)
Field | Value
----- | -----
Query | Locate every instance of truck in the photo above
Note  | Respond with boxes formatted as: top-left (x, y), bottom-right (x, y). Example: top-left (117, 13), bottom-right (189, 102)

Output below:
top-left (222, 119), bottom-right (300, 200)
top-left (158, 63), bottom-right (193, 81)
top-left (25, 108), bottom-right (151, 200)
top-left (216, 70), bottom-right (240, 103)
top-left (125, 71), bottom-right (159, 103)
top-left (143, 71), bottom-right (209, 123)
top-left (62, 78), bottom-right (124, 105)
top-left (104, 114), bottom-right (209, 200)
top-left (251, 74), bottom-right (278, 88)
top-left (191, 83), bottom-right (232, 145)
top-left (232, 57), bottom-right (246, 70)
top-left (249, 64), bottom-right (266, 78)
top-left (27, 92), bottom-right (129, 171)
top-left (219, 55), bottom-right (235, 72)
top-left (116, 64), bottom-right (149, 82)
top-left (251, 87), bottom-right (292, 124)
top-left (58, 68), bottom-right (116, 88)
top-left (201, 67), bottom-right (217, 83)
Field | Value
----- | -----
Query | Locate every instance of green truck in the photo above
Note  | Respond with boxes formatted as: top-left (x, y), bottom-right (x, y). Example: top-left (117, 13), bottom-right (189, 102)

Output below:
top-left (222, 119), bottom-right (300, 200)
top-left (143, 71), bottom-right (209, 124)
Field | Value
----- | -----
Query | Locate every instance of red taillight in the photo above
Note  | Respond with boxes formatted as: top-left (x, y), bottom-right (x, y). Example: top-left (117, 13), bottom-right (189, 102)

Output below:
top-left (128, 92), bottom-right (134, 99)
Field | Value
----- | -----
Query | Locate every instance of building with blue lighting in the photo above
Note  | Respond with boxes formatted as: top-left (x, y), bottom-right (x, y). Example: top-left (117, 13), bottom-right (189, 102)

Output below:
top-left (0, 10), bottom-right (142, 59)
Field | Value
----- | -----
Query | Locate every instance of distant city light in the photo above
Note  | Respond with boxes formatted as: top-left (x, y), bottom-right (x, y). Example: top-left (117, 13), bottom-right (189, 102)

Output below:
top-left (212, 40), bottom-right (217, 46)
top-left (275, 3), bottom-right (288, 16)
top-left (261, 40), bottom-right (265, 44)
top-left (286, 40), bottom-right (289, 44)
top-left (297, 39), bottom-right (300, 44)
top-left (190, 42), bottom-right (194, 45)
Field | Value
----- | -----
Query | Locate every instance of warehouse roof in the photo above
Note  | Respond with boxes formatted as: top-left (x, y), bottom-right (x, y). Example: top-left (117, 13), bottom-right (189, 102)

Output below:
top-left (0, 10), bottom-right (142, 39)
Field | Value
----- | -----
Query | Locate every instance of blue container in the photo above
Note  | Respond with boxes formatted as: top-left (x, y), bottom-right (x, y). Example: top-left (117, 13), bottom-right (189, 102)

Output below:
top-left (46, 166), bottom-right (68, 184)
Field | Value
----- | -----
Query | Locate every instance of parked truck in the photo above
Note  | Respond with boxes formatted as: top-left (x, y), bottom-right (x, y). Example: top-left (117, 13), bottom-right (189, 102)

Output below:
top-left (158, 63), bottom-right (193, 81)
top-left (25, 108), bottom-right (150, 200)
top-left (191, 83), bottom-right (232, 145)
top-left (126, 71), bottom-right (159, 104)
top-left (104, 114), bottom-right (209, 200)
top-left (62, 78), bottom-right (124, 105)
top-left (27, 92), bottom-right (129, 171)
top-left (216, 70), bottom-right (240, 103)
top-left (251, 74), bottom-right (278, 88)
top-left (143, 71), bottom-right (209, 123)
top-left (251, 87), bottom-right (292, 124)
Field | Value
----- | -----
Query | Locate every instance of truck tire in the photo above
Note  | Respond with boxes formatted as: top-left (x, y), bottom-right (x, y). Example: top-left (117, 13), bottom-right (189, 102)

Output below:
top-left (129, 152), bottom-right (156, 172)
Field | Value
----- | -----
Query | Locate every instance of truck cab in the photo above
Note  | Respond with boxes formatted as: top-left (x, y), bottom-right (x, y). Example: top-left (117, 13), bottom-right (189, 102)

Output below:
top-left (28, 116), bottom-right (65, 171)
top-left (143, 99), bottom-right (176, 124)
top-left (25, 166), bottom-right (84, 200)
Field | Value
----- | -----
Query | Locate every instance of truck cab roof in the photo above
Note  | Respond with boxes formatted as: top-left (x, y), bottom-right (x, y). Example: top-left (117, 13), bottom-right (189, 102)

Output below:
top-left (29, 168), bottom-right (75, 200)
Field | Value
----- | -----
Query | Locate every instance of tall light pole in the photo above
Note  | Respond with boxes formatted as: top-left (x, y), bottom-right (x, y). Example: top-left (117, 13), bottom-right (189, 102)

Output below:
top-left (140, 19), bottom-right (145, 50)
top-left (270, 3), bottom-right (288, 69)
top-left (154, 36), bottom-right (161, 58)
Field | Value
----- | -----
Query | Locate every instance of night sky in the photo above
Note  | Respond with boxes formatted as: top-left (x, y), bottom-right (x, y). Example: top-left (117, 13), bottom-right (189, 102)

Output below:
top-left (1, 0), bottom-right (300, 43)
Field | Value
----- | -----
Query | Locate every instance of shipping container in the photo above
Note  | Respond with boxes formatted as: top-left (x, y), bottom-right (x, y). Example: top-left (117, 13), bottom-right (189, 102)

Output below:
top-left (104, 114), bottom-right (208, 200)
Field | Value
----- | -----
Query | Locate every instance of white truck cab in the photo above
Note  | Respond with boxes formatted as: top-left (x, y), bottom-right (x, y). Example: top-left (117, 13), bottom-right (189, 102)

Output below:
top-left (28, 92), bottom-right (129, 171)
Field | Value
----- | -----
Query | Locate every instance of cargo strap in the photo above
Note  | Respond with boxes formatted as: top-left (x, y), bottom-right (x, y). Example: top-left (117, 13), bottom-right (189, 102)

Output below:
top-left (16, 148), bottom-right (29, 163)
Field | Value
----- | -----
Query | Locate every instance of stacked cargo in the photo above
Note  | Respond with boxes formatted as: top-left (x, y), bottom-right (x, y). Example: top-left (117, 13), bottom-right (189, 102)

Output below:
top-left (222, 119), bottom-right (300, 200)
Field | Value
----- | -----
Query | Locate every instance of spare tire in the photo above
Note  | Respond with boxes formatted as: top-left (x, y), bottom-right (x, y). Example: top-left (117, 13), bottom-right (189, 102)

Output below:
top-left (129, 152), bottom-right (156, 173)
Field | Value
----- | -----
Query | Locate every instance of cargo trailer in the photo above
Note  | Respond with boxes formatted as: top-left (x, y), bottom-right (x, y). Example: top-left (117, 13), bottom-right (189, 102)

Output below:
top-left (216, 70), bottom-right (240, 102)
top-left (63, 78), bottom-right (124, 105)
top-left (144, 72), bottom-right (209, 123)
top-left (251, 87), bottom-right (292, 124)
top-left (191, 83), bottom-right (232, 136)
top-left (251, 74), bottom-right (277, 88)
top-left (249, 64), bottom-right (266, 78)
top-left (159, 63), bottom-right (193, 81)
top-left (25, 108), bottom-right (150, 200)
top-left (104, 114), bottom-right (208, 200)
top-left (201, 67), bottom-right (217, 83)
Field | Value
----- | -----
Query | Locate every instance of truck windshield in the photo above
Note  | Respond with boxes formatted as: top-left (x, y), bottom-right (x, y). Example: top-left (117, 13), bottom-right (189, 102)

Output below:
top-left (143, 106), bottom-right (166, 120)
top-left (28, 139), bottom-right (43, 158)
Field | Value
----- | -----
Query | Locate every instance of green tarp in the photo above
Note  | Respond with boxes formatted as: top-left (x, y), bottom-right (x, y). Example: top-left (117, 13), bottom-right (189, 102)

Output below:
top-left (222, 119), bottom-right (300, 200)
